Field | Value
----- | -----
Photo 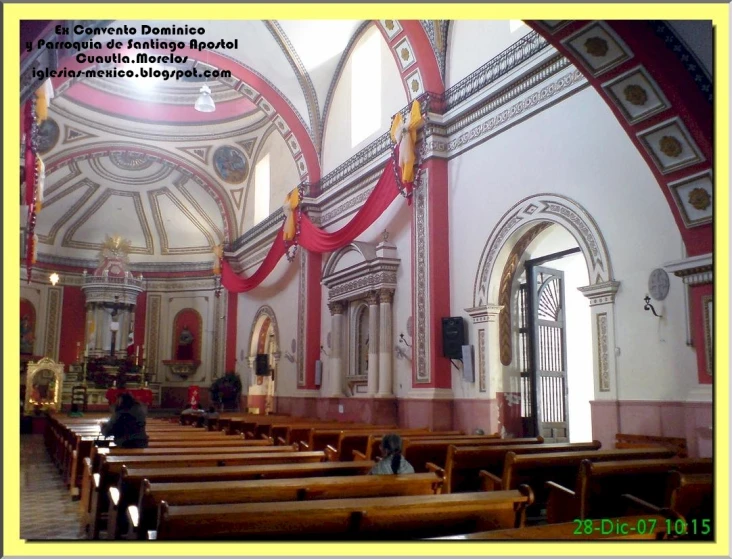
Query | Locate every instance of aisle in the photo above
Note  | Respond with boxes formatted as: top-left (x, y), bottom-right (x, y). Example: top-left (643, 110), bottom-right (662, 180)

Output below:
top-left (20, 434), bottom-right (85, 540)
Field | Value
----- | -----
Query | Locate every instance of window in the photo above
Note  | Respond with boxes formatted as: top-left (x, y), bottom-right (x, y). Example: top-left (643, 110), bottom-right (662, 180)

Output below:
top-left (254, 153), bottom-right (271, 225)
top-left (350, 29), bottom-right (381, 147)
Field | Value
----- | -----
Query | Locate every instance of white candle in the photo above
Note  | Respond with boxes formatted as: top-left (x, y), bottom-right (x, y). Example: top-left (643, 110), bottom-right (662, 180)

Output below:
top-left (136, 345), bottom-right (140, 358)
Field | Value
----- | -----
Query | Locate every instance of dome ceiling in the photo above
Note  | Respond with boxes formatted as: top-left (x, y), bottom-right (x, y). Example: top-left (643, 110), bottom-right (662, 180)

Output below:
top-left (27, 19), bottom-right (366, 269)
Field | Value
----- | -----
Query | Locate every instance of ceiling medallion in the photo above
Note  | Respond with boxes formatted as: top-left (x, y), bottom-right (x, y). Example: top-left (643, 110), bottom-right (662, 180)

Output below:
top-left (36, 118), bottom-right (60, 155)
top-left (411, 79), bottom-right (420, 92)
top-left (385, 20), bottom-right (395, 31)
top-left (213, 146), bottom-right (248, 184)
top-left (401, 48), bottom-right (410, 61)
top-left (688, 187), bottom-right (712, 211)
top-left (110, 151), bottom-right (153, 171)
top-left (659, 136), bottom-right (683, 157)
top-left (623, 84), bottom-right (648, 106)
top-left (584, 36), bottom-right (609, 57)
top-left (100, 234), bottom-right (132, 263)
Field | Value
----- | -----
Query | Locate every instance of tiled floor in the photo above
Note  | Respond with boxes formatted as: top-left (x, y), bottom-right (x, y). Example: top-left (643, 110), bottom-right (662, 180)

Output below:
top-left (20, 435), bottom-right (86, 540)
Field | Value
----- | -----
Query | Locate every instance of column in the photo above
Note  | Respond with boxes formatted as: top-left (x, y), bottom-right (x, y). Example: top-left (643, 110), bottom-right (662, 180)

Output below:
top-left (328, 301), bottom-right (345, 397)
top-left (366, 291), bottom-right (380, 395)
top-left (377, 289), bottom-right (394, 397)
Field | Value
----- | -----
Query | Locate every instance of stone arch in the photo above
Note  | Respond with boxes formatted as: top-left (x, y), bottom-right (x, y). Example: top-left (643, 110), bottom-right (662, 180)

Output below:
top-left (322, 242), bottom-right (377, 278)
top-left (474, 194), bottom-right (615, 308)
top-left (247, 305), bottom-right (280, 358)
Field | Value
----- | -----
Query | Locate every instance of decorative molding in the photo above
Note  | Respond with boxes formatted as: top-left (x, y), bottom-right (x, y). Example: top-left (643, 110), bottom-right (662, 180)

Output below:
top-left (563, 21), bottom-right (634, 76)
top-left (146, 294), bottom-right (162, 378)
top-left (702, 295), bottom-right (712, 376)
top-left (475, 194), bottom-right (614, 307)
top-left (578, 281), bottom-right (622, 306)
top-left (664, 253), bottom-right (713, 285)
top-left (602, 65), bottom-right (671, 125)
top-left (297, 249), bottom-right (306, 387)
top-left (177, 145), bottom-right (212, 165)
top-left (404, 388), bottom-right (454, 400)
top-left (44, 288), bottom-right (62, 360)
top-left (667, 170), bottom-right (713, 228)
top-left (637, 117), bottom-right (705, 175)
top-left (248, 305), bottom-right (280, 359)
top-left (147, 187), bottom-right (216, 254)
top-left (413, 172), bottom-right (430, 383)
top-left (596, 312), bottom-right (610, 392)
top-left (478, 329), bottom-right (486, 393)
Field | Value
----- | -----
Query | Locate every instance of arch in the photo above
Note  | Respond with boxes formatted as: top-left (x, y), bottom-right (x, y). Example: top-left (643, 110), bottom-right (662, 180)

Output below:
top-left (47, 45), bottom-right (321, 183)
top-left (527, 20), bottom-right (712, 256)
top-left (247, 304), bottom-right (280, 358)
top-left (474, 194), bottom-right (614, 308)
top-left (43, 142), bottom-right (238, 242)
top-left (171, 308), bottom-right (203, 362)
top-left (322, 241), bottom-right (377, 278)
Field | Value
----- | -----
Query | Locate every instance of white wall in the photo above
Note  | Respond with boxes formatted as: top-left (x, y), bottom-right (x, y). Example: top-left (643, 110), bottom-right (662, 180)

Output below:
top-left (446, 20), bottom-right (531, 88)
top-left (321, 25), bottom-right (407, 175)
top-left (448, 87), bottom-right (696, 403)
top-left (236, 249), bottom-right (301, 397)
top-left (241, 130), bottom-right (300, 233)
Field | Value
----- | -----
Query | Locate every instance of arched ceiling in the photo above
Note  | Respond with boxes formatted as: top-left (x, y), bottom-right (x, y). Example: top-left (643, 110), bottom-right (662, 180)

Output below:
top-left (25, 19), bottom-right (373, 268)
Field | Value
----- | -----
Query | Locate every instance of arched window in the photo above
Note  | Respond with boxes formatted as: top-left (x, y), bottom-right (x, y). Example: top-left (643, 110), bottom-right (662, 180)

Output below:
top-left (254, 153), bottom-right (271, 224)
top-left (351, 27), bottom-right (382, 147)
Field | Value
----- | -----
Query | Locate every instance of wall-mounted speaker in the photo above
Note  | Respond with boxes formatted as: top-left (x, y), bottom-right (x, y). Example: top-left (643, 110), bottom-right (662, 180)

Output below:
top-left (255, 354), bottom-right (269, 376)
top-left (442, 317), bottom-right (465, 359)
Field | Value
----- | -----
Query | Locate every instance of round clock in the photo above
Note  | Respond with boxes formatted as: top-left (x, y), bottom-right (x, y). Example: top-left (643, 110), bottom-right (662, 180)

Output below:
top-left (648, 268), bottom-right (670, 301)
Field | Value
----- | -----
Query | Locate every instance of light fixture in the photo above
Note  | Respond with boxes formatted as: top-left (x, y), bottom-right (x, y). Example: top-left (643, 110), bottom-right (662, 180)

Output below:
top-left (195, 83), bottom-right (215, 112)
top-left (49, 272), bottom-right (60, 286)
top-left (644, 295), bottom-right (662, 318)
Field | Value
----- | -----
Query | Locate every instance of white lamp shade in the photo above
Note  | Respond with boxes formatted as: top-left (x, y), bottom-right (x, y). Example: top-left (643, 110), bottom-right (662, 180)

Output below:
top-left (195, 84), bottom-right (216, 112)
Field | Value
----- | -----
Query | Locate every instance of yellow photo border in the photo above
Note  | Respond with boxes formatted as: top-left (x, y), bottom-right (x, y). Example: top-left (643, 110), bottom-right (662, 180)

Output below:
top-left (4, 4), bottom-right (729, 557)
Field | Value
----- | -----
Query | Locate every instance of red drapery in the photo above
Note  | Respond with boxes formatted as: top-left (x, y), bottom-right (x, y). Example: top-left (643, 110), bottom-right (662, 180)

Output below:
top-left (222, 159), bottom-right (400, 293)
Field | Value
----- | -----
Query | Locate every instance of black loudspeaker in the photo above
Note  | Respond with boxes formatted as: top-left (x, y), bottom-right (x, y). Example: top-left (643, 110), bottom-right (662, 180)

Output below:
top-left (442, 317), bottom-right (465, 359)
top-left (255, 354), bottom-right (270, 376)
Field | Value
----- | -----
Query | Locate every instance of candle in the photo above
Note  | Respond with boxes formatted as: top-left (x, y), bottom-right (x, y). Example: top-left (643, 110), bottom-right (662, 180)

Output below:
top-left (136, 345), bottom-right (140, 358)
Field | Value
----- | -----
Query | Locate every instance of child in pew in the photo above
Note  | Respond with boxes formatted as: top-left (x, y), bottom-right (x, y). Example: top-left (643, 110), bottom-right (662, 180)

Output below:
top-left (68, 403), bottom-right (84, 417)
top-left (102, 392), bottom-right (149, 448)
top-left (369, 433), bottom-right (415, 475)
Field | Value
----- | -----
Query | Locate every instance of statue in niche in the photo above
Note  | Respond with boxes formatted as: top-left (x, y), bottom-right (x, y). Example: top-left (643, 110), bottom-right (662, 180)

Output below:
top-left (177, 325), bottom-right (194, 360)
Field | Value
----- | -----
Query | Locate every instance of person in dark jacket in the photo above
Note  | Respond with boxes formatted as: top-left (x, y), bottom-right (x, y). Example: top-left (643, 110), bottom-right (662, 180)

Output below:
top-left (369, 433), bottom-right (415, 475)
top-left (101, 392), bottom-right (149, 448)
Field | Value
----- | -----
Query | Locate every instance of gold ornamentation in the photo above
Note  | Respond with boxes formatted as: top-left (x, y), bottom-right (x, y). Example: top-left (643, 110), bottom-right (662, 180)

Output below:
top-left (584, 36), bottom-right (609, 57)
top-left (623, 84), bottom-right (648, 106)
top-left (411, 79), bottom-right (420, 92)
top-left (385, 20), bottom-right (395, 31)
top-left (401, 48), bottom-right (410, 61)
top-left (659, 135), bottom-right (683, 157)
top-left (101, 234), bottom-right (132, 261)
top-left (688, 187), bottom-right (711, 211)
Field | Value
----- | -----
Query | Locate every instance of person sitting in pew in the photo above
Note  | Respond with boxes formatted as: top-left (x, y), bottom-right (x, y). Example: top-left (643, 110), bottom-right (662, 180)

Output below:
top-left (370, 434), bottom-right (415, 475)
top-left (68, 403), bottom-right (84, 417)
top-left (102, 393), bottom-right (149, 448)
top-left (205, 406), bottom-right (220, 428)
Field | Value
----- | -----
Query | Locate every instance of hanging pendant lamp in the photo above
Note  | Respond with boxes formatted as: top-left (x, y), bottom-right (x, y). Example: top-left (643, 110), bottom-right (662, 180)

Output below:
top-left (195, 83), bottom-right (215, 112)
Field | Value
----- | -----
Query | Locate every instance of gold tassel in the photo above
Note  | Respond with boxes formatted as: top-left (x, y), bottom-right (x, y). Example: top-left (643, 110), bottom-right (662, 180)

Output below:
top-left (282, 188), bottom-right (300, 241)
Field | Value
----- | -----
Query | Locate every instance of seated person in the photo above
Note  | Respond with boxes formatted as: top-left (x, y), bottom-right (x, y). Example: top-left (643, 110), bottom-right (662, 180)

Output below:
top-left (204, 405), bottom-right (220, 428)
top-left (369, 433), bottom-right (415, 475)
top-left (101, 393), bottom-right (149, 448)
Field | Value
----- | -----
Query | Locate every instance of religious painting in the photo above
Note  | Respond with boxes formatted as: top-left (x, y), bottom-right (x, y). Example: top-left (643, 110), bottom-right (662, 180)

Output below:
top-left (20, 298), bottom-right (36, 355)
top-left (36, 117), bottom-right (60, 155)
top-left (25, 357), bottom-right (64, 414)
top-left (171, 308), bottom-right (202, 362)
top-left (213, 145), bottom-right (248, 184)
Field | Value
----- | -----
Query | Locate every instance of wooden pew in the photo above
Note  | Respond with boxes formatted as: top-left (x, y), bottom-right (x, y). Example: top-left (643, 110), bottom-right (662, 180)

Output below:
top-left (433, 514), bottom-right (670, 540)
top-left (434, 441), bottom-right (603, 494)
top-left (479, 448), bottom-right (678, 514)
top-left (108, 444), bottom-right (297, 456)
top-left (622, 472), bottom-right (713, 540)
top-left (124, 472), bottom-right (442, 540)
top-left (89, 451), bottom-right (326, 538)
top-left (615, 433), bottom-right (688, 458)
top-left (324, 430), bottom-right (462, 459)
top-left (545, 458), bottom-right (713, 523)
top-left (152, 487), bottom-right (534, 540)
top-left (356, 435), bottom-right (540, 464)
top-left (304, 427), bottom-right (433, 452)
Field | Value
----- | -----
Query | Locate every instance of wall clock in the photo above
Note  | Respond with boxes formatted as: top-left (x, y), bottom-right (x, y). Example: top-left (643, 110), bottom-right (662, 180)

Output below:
top-left (648, 268), bottom-right (670, 301)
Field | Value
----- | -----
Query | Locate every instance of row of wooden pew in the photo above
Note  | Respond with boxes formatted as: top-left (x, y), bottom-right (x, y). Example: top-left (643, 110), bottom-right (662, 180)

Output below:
top-left (42, 413), bottom-right (712, 541)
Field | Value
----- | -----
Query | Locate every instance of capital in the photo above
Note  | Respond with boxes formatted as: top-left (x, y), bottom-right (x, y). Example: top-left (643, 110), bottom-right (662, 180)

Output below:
top-left (378, 288), bottom-right (394, 305)
top-left (328, 301), bottom-right (345, 315)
